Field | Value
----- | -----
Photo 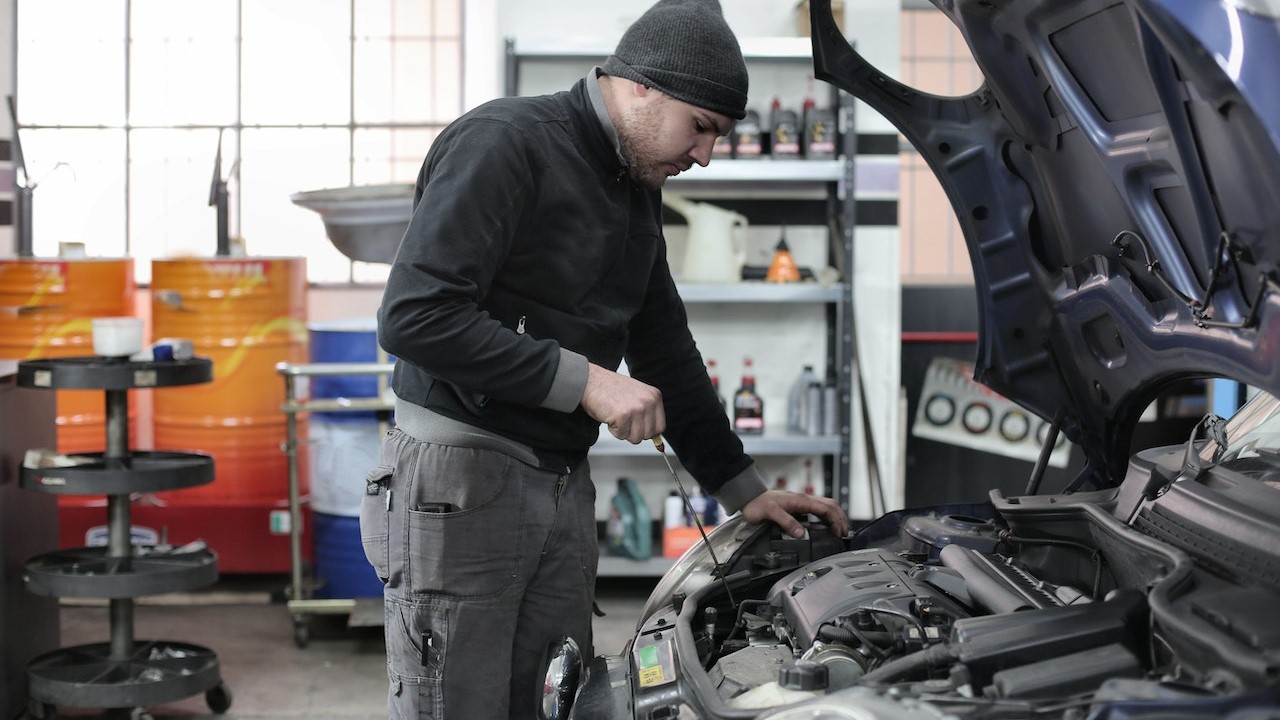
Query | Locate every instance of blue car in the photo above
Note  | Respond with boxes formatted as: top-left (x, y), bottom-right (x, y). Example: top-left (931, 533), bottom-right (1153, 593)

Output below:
top-left (540, 1), bottom-right (1280, 717)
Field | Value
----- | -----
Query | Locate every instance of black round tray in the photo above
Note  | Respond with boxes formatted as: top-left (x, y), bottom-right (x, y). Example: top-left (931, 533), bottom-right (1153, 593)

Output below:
top-left (24, 545), bottom-right (218, 598)
top-left (27, 640), bottom-right (221, 709)
top-left (17, 356), bottom-right (213, 390)
top-left (20, 450), bottom-right (214, 495)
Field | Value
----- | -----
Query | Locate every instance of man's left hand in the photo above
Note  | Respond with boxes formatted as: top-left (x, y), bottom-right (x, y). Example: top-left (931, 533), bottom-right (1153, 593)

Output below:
top-left (740, 489), bottom-right (849, 539)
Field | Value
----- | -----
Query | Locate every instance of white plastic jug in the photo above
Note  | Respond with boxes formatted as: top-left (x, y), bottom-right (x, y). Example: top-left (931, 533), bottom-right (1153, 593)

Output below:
top-left (665, 193), bottom-right (748, 283)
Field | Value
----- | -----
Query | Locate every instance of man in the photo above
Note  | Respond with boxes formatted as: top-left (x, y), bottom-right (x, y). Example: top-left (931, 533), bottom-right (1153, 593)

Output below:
top-left (365, 0), bottom-right (850, 717)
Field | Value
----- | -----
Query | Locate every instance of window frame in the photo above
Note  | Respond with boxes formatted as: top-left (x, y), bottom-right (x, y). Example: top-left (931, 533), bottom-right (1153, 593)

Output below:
top-left (12, 0), bottom-right (486, 285)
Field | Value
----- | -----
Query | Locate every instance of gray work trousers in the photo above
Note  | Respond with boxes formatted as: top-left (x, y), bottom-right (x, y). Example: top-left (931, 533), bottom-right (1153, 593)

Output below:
top-left (360, 428), bottom-right (598, 719)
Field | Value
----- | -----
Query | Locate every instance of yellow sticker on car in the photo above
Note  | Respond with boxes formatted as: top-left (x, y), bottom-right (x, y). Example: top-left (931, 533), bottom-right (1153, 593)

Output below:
top-left (638, 664), bottom-right (666, 686)
top-left (634, 637), bottom-right (676, 688)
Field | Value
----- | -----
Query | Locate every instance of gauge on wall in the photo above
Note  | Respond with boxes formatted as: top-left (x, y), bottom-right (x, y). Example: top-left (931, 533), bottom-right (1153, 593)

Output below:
top-left (912, 356), bottom-right (1072, 468)
top-left (961, 401), bottom-right (992, 434)
top-left (923, 393), bottom-right (956, 426)
top-left (1037, 420), bottom-right (1067, 449)
top-left (998, 409), bottom-right (1030, 443)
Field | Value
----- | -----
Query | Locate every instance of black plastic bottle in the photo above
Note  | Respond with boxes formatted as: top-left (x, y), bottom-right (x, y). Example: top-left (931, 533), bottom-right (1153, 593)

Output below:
top-left (733, 356), bottom-right (764, 434)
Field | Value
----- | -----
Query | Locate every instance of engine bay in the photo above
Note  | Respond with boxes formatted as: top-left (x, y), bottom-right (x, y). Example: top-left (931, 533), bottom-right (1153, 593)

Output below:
top-left (627, 447), bottom-right (1280, 718)
top-left (703, 517), bottom-right (1154, 711)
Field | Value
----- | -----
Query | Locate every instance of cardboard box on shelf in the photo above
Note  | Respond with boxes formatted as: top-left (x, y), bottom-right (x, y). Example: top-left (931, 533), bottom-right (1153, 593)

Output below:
top-left (796, 0), bottom-right (845, 37)
top-left (663, 526), bottom-right (716, 559)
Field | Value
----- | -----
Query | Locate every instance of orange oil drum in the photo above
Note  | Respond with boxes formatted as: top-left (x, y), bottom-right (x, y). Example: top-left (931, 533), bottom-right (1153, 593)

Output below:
top-left (150, 257), bottom-right (309, 505)
top-left (0, 257), bottom-right (137, 453)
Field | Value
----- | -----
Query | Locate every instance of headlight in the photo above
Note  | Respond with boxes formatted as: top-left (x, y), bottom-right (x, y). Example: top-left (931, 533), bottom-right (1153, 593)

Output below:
top-left (639, 515), bottom-right (756, 624)
top-left (538, 636), bottom-right (583, 720)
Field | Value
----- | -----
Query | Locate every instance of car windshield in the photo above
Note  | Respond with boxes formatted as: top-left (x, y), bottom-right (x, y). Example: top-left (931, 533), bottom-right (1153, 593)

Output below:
top-left (1207, 391), bottom-right (1280, 481)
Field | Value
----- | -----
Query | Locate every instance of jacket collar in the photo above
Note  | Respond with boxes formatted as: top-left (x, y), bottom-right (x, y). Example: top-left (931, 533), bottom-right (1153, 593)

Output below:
top-left (566, 74), bottom-right (629, 182)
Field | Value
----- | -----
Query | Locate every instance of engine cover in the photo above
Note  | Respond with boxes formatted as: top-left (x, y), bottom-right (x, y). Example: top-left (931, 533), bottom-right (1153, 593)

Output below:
top-left (766, 549), bottom-right (971, 648)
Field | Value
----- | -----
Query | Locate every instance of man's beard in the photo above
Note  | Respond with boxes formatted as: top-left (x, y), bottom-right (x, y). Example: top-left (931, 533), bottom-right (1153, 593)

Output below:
top-left (617, 100), bottom-right (671, 190)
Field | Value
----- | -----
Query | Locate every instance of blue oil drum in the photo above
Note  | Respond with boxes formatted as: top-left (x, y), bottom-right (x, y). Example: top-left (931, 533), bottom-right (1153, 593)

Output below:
top-left (312, 512), bottom-right (384, 598)
top-left (309, 317), bottom-right (386, 423)
top-left (306, 318), bottom-right (390, 516)
top-left (308, 318), bottom-right (390, 599)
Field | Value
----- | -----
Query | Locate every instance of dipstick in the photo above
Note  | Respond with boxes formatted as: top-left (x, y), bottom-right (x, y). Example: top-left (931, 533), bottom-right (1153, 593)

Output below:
top-left (652, 436), bottom-right (736, 608)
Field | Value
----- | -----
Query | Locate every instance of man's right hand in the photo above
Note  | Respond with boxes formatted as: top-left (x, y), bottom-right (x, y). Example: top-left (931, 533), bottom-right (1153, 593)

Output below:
top-left (581, 363), bottom-right (665, 444)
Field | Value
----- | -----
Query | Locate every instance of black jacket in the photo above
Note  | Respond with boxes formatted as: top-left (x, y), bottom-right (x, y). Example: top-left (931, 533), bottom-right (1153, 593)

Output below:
top-left (378, 78), bottom-right (755, 496)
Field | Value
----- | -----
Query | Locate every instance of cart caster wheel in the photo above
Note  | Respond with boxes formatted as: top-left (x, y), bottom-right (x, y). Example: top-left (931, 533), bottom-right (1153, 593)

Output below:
top-left (128, 708), bottom-right (153, 720)
top-left (293, 618), bottom-right (310, 648)
top-left (206, 683), bottom-right (233, 714)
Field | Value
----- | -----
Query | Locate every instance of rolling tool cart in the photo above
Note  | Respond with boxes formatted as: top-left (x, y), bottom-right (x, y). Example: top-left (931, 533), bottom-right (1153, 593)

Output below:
top-left (15, 356), bottom-right (230, 720)
top-left (277, 360), bottom-right (394, 648)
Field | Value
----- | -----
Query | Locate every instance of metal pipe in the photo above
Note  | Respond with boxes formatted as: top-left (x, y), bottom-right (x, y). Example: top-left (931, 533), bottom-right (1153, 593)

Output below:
top-left (109, 598), bottom-right (134, 661)
top-left (1025, 414), bottom-right (1062, 496)
top-left (14, 185), bottom-right (33, 257)
top-left (278, 361), bottom-right (396, 377)
top-left (210, 129), bottom-right (231, 256)
top-left (104, 388), bottom-right (134, 660)
top-left (8, 96), bottom-right (33, 258)
top-left (284, 373), bottom-right (304, 603)
top-left (105, 389), bottom-right (132, 560)
top-left (214, 180), bottom-right (230, 256)
top-left (105, 389), bottom-right (128, 458)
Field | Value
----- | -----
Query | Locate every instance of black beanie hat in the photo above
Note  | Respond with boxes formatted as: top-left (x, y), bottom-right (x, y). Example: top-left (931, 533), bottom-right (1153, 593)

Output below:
top-left (601, 0), bottom-right (749, 120)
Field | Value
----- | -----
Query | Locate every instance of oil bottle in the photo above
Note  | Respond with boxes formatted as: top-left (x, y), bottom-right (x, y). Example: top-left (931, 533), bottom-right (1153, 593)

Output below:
top-left (733, 356), bottom-right (765, 434)
top-left (707, 357), bottom-right (727, 415)
top-left (605, 477), bottom-right (652, 560)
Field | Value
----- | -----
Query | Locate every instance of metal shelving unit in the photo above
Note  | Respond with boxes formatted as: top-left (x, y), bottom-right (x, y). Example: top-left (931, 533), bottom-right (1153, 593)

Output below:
top-left (277, 360), bottom-right (395, 648)
top-left (674, 282), bottom-right (842, 304)
top-left (16, 357), bottom-right (230, 720)
top-left (590, 432), bottom-right (841, 458)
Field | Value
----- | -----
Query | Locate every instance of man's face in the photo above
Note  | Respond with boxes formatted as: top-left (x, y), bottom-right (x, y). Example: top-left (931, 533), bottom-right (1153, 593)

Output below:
top-left (617, 91), bottom-right (733, 190)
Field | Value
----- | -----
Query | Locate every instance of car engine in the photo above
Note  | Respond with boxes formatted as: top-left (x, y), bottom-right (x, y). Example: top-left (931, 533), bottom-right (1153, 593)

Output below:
top-left (653, 485), bottom-right (1280, 717)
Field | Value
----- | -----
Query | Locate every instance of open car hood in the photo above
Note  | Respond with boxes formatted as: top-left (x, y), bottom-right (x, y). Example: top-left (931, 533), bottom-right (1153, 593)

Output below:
top-left (811, 0), bottom-right (1280, 485)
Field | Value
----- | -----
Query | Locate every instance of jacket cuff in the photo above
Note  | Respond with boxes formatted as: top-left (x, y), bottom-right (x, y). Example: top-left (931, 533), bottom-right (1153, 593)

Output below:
top-left (539, 348), bottom-right (588, 413)
top-left (713, 463), bottom-right (768, 515)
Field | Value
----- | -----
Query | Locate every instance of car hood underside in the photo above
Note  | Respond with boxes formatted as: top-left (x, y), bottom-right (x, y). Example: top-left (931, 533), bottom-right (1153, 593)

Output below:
top-left (812, 0), bottom-right (1280, 484)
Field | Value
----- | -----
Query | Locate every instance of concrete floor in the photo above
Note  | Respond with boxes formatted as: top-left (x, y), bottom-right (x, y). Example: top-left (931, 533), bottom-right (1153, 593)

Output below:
top-left (47, 575), bottom-right (656, 720)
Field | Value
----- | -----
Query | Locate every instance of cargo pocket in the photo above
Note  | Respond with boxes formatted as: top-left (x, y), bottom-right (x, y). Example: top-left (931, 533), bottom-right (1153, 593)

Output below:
top-left (360, 465), bottom-right (394, 583)
top-left (386, 597), bottom-right (446, 719)
top-left (406, 457), bottom-right (521, 597)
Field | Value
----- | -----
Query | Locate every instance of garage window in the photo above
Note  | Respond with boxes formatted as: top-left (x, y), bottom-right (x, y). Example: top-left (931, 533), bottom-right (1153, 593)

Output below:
top-left (14, 0), bottom-right (463, 283)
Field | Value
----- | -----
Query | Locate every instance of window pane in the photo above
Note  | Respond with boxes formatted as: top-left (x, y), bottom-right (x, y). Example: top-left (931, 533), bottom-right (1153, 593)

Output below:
top-left (241, 128), bottom-right (351, 282)
top-left (129, 129), bottom-right (228, 276)
top-left (430, 0), bottom-right (462, 36)
top-left (353, 0), bottom-right (461, 124)
top-left (16, 0), bottom-right (465, 284)
top-left (353, 38), bottom-right (397, 123)
top-left (23, 130), bottom-right (127, 258)
top-left (354, 32), bottom-right (461, 123)
top-left (352, 127), bottom-right (438, 184)
top-left (432, 39), bottom-right (463, 121)
top-left (17, 1), bottom-right (126, 125)
top-left (130, 0), bottom-right (239, 126)
top-left (241, 0), bottom-right (350, 125)
top-left (354, 0), bottom-right (393, 38)
top-left (355, 0), bottom-right (440, 36)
